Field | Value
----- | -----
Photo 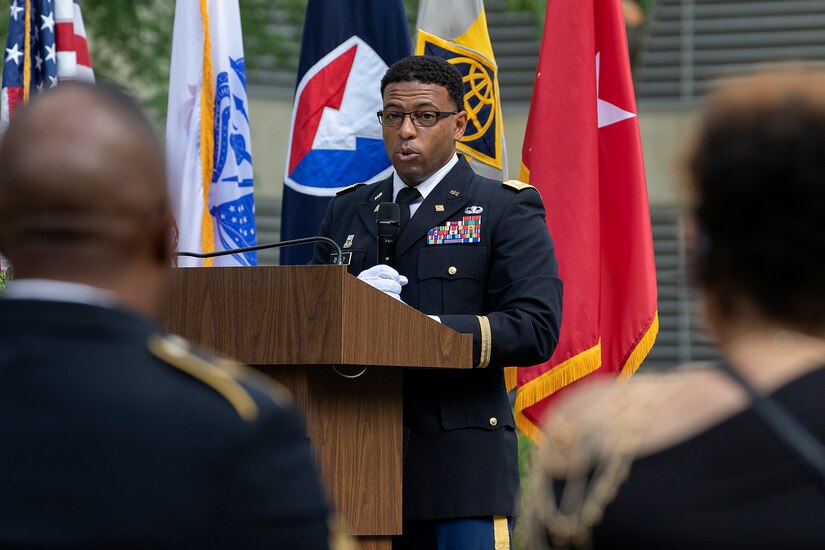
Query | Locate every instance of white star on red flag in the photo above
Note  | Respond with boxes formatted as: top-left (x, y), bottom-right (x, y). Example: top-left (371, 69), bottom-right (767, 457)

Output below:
top-left (596, 52), bottom-right (636, 129)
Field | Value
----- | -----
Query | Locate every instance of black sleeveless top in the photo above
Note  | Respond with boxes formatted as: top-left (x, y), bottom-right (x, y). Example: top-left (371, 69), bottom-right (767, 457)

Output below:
top-left (590, 367), bottom-right (825, 549)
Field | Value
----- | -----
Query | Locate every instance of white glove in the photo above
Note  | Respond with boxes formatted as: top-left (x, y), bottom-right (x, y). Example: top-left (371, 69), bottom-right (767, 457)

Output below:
top-left (357, 264), bottom-right (409, 301)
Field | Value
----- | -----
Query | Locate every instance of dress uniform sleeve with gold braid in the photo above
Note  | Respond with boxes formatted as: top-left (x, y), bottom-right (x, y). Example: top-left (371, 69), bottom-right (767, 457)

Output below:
top-left (475, 315), bottom-right (492, 368)
top-left (148, 334), bottom-right (292, 422)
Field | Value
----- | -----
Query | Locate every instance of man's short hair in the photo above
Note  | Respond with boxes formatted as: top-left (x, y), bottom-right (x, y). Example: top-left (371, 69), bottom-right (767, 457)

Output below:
top-left (381, 55), bottom-right (465, 113)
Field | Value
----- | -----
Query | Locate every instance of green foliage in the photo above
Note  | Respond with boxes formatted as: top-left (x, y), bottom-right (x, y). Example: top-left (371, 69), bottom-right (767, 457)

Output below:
top-left (505, 0), bottom-right (547, 29)
top-left (239, 0), bottom-right (307, 83)
top-left (403, 0), bottom-right (419, 38)
top-left (83, 0), bottom-right (308, 121)
top-left (0, 267), bottom-right (9, 297)
top-left (81, 1), bottom-right (174, 116)
top-left (505, 0), bottom-right (654, 34)
top-left (515, 430), bottom-right (538, 549)
top-left (0, 1), bottom-right (310, 122)
top-left (0, 11), bottom-right (7, 51)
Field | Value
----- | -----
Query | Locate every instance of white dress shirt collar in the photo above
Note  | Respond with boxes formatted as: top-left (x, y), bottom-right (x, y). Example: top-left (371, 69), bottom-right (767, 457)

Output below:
top-left (5, 279), bottom-right (119, 308)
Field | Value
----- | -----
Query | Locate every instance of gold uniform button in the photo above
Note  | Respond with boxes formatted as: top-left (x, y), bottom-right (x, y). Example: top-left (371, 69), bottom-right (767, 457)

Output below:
top-left (448, 266), bottom-right (457, 276)
top-left (489, 417), bottom-right (498, 427)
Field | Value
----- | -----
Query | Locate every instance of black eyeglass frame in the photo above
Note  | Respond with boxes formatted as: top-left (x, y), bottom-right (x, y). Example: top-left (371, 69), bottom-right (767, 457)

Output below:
top-left (376, 110), bottom-right (459, 128)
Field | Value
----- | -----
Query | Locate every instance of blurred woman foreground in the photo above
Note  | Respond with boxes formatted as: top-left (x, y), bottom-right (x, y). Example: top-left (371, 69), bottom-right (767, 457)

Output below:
top-left (527, 66), bottom-right (825, 550)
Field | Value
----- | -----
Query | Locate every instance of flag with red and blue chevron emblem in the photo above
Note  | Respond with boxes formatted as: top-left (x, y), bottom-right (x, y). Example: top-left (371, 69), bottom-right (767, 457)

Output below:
top-left (1, 0), bottom-right (93, 132)
top-left (279, 0), bottom-right (410, 265)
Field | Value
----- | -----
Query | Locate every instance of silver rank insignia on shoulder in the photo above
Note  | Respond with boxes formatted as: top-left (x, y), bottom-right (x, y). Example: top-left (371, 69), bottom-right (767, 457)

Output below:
top-left (465, 205), bottom-right (483, 215)
top-left (373, 191), bottom-right (383, 201)
top-left (343, 235), bottom-right (354, 249)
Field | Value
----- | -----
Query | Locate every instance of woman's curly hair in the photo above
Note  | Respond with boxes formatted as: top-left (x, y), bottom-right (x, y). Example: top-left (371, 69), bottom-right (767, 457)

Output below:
top-left (686, 67), bottom-right (825, 330)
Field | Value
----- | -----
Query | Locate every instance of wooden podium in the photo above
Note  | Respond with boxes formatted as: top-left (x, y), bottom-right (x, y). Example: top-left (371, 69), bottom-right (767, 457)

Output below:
top-left (158, 265), bottom-right (472, 549)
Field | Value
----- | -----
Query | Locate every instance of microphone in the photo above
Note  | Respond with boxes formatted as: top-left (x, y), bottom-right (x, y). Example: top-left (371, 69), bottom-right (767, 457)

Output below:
top-left (376, 202), bottom-right (401, 267)
top-left (174, 236), bottom-right (345, 265)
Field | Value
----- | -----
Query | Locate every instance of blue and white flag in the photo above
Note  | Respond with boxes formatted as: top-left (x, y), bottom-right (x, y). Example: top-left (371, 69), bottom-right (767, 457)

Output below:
top-left (280, 0), bottom-right (410, 265)
top-left (166, 0), bottom-right (256, 267)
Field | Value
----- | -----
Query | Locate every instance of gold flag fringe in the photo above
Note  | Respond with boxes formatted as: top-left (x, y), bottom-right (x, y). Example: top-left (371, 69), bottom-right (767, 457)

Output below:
top-left (505, 366), bottom-right (517, 392)
top-left (618, 312), bottom-right (659, 383)
top-left (22, 0), bottom-right (31, 103)
top-left (514, 342), bottom-right (602, 444)
top-left (513, 311), bottom-right (659, 443)
top-left (199, 0), bottom-right (215, 266)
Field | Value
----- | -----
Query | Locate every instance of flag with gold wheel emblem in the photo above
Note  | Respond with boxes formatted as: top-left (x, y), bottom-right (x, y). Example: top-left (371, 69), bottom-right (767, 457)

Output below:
top-left (415, 0), bottom-right (507, 180)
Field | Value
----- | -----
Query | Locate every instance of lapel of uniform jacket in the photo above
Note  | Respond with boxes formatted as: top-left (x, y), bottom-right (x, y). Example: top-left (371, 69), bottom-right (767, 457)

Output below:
top-left (355, 177), bottom-right (395, 240)
top-left (395, 157), bottom-right (473, 261)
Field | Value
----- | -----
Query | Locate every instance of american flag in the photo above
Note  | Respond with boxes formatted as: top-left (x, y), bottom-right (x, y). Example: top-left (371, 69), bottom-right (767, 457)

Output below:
top-left (1, 0), bottom-right (94, 132)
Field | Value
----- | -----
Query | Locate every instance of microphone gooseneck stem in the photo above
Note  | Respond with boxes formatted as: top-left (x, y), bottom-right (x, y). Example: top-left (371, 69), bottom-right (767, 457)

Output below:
top-left (174, 236), bottom-right (345, 265)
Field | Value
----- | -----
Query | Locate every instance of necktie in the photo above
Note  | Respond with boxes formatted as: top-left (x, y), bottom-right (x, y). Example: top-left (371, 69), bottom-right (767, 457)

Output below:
top-left (396, 187), bottom-right (421, 232)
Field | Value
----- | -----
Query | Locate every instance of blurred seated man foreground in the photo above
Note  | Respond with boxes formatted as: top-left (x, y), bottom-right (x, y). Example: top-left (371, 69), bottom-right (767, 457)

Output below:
top-left (526, 66), bottom-right (825, 549)
top-left (0, 83), bottom-right (332, 548)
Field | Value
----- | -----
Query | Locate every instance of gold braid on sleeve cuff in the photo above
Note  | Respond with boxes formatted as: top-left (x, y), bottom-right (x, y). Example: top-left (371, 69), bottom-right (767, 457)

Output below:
top-left (476, 315), bottom-right (492, 368)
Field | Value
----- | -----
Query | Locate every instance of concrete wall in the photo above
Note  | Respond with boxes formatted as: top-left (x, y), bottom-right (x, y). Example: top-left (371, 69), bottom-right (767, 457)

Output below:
top-left (248, 95), bottom-right (697, 208)
top-left (248, 98), bottom-right (294, 201)
top-left (503, 106), bottom-right (700, 208)
top-left (638, 107), bottom-right (699, 207)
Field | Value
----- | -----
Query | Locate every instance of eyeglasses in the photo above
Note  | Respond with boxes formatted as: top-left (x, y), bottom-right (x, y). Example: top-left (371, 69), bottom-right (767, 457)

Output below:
top-left (376, 110), bottom-right (458, 128)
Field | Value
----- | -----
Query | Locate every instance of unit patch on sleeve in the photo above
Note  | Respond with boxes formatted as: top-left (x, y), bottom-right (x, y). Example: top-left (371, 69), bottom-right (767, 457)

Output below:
top-left (427, 215), bottom-right (481, 245)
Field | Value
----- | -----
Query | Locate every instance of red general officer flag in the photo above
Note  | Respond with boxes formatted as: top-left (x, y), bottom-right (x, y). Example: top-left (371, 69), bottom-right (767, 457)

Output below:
top-left (512, 0), bottom-right (658, 441)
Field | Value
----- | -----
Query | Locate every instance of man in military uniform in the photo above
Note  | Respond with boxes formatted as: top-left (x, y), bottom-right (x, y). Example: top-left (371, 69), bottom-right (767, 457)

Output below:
top-left (0, 84), bottom-right (332, 548)
top-left (312, 56), bottom-right (563, 548)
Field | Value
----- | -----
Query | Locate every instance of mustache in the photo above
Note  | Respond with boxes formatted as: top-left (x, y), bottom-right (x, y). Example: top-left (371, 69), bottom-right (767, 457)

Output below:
top-left (395, 144), bottom-right (420, 154)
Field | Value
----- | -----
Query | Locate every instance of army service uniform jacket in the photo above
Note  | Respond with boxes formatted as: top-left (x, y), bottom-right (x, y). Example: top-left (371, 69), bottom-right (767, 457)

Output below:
top-left (0, 299), bottom-right (330, 548)
top-left (312, 156), bottom-right (563, 520)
